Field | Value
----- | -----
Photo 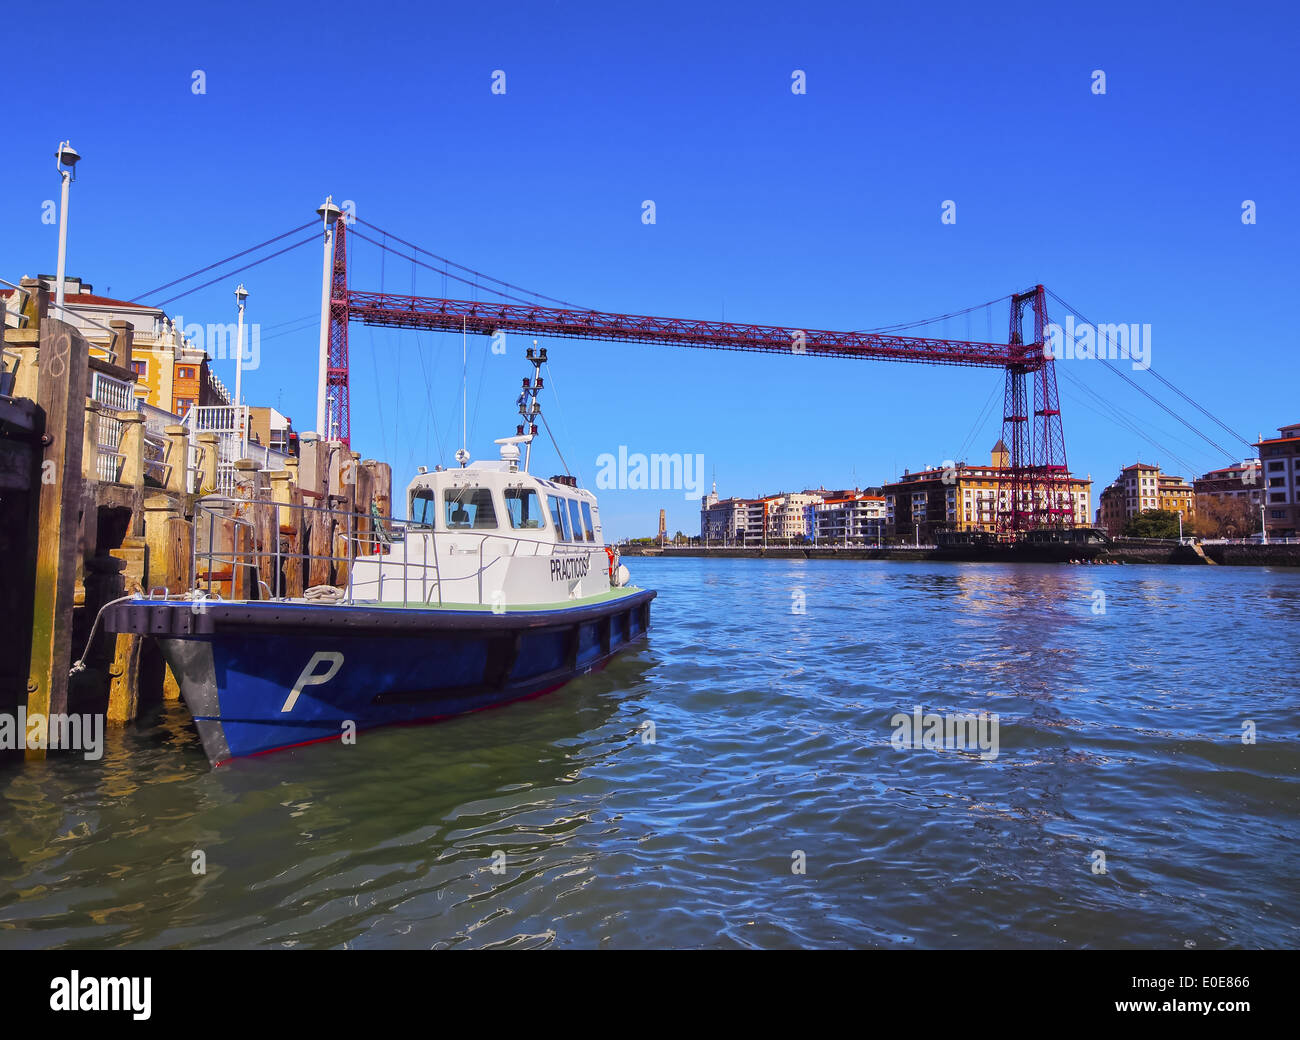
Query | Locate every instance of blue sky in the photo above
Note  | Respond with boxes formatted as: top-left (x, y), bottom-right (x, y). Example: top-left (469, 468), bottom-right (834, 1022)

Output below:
top-left (3, 0), bottom-right (1296, 537)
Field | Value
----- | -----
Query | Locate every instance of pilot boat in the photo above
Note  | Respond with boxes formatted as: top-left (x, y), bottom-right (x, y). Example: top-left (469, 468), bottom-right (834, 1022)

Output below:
top-left (103, 349), bottom-right (654, 766)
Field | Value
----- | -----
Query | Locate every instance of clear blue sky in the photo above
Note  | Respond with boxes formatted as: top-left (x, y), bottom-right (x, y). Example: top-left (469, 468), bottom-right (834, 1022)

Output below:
top-left (4, 0), bottom-right (1296, 537)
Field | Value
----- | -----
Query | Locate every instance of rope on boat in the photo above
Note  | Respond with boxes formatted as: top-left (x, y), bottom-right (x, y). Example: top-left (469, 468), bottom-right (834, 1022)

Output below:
top-left (69, 595), bottom-right (136, 679)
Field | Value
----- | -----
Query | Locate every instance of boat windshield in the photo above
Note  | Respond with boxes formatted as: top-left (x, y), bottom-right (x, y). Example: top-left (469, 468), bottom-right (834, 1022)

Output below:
top-left (549, 494), bottom-right (572, 540)
top-left (505, 487), bottom-right (545, 529)
top-left (444, 486), bottom-right (498, 529)
top-left (580, 501), bottom-right (595, 542)
top-left (411, 488), bottom-right (436, 526)
top-left (567, 498), bottom-right (586, 541)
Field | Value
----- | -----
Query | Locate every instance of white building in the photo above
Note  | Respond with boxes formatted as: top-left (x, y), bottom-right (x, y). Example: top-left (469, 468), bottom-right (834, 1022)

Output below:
top-left (814, 494), bottom-right (886, 544)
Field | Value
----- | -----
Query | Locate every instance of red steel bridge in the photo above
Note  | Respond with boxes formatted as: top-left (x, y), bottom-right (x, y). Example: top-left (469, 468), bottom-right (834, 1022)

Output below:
top-left (321, 216), bottom-right (1070, 532)
top-left (135, 206), bottom-right (1252, 535)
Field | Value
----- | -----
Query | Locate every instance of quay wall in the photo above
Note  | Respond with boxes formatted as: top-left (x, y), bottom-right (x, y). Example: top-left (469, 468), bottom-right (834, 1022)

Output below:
top-left (621, 543), bottom-right (1300, 568)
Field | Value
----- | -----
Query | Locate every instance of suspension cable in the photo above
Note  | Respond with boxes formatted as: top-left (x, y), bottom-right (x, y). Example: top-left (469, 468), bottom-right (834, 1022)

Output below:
top-left (152, 234), bottom-right (319, 309)
top-left (129, 220), bottom-right (317, 303)
top-left (355, 218), bottom-right (587, 309)
top-left (856, 294), bottom-right (1013, 335)
top-left (348, 229), bottom-right (567, 309)
top-left (1046, 289), bottom-right (1251, 458)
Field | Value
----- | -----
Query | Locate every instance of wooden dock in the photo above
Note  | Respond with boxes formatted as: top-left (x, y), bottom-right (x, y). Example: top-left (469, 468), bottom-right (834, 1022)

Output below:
top-left (0, 278), bottom-right (391, 761)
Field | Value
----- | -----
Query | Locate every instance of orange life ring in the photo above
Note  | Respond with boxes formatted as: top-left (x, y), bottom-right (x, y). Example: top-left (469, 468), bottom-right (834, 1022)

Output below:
top-left (604, 546), bottom-right (616, 580)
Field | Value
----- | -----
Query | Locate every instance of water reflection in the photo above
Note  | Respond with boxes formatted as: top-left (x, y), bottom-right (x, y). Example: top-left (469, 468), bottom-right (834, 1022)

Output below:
top-left (1, 560), bottom-right (1297, 949)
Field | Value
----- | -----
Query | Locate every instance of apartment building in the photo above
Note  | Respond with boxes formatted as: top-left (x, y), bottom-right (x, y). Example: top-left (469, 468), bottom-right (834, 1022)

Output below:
top-left (2, 275), bottom-right (231, 416)
top-left (882, 441), bottom-right (1092, 542)
top-left (247, 406), bottom-right (297, 455)
top-left (813, 493), bottom-right (886, 544)
top-left (1095, 462), bottom-right (1194, 536)
top-left (1255, 423), bottom-right (1300, 537)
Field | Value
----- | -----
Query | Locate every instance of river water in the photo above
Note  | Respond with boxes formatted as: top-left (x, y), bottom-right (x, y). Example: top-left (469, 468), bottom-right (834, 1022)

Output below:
top-left (1, 559), bottom-right (1297, 949)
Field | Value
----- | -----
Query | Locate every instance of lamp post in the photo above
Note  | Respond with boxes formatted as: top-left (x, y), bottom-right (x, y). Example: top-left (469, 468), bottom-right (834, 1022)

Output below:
top-left (234, 283), bottom-right (248, 456)
top-left (315, 196), bottom-right (342, 437)
top-left (54, 142), bottom-right (81, 313)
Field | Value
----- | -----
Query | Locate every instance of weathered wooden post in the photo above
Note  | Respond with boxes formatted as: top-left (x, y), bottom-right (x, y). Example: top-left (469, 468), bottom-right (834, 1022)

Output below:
top-left (108, 319), bottom-right (134, 368)
top-left (107, 535), bottom-right (148, 723)
top-left (26, 318), bottom-right (89, 754)
top-left (165, 423), bottom-right (189, 494)
top-left (197, 432), bottom-right (219, 495)
top-left (6, 279), bottom-right (48, 403)
top-left (117, 410), bottom-right (146, 488)
top-left (268, 469), bottom-right (291, 598)
top-left (232, 458), bottom-right (258, 599)
top-left (82, 400), bottom-right (102, 481)
top-left (356, 460), bottom-right (375, 554)
top-left (283, 457), bottom-right (304, 597)
top-left (141, 496), bottom-right (185, 701)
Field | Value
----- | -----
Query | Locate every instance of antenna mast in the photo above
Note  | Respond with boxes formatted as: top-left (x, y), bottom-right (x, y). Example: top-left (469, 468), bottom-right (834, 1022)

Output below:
top-left (517, 342), bottom-right (546, 471)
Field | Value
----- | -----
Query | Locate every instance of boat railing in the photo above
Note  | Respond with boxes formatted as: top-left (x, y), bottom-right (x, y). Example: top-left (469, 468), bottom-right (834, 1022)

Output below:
top-left (187, 494), bottom-right (594, 608)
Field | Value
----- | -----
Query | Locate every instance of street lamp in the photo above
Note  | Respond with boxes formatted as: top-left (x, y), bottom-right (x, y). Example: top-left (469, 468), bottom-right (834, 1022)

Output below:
top-left (234, 283), bottom-right (248, 456)
top-left (315, 196), bottom-right (343, 437)
top-left (54, 141), bottom-right (81, 313)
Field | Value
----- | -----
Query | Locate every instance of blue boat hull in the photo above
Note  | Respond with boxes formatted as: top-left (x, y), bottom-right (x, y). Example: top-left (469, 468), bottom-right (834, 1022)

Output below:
top-left (105, 591), bottom-right (654, 765)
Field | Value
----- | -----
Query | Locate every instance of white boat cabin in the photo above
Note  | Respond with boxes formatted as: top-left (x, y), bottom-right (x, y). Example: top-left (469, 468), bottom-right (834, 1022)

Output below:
top-left (348, 440), bottom-right (621, 608)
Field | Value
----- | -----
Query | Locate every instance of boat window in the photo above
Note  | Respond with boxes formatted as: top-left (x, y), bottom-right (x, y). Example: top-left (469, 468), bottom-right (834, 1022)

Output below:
top-left (505, 487), bottom-right (544, 529)
top-left (445, 486), bottom-right (498, 529)
top-left (549, 494), bottom-right (571, 540)
top-left (567, 499), bottom-right (586, 542)
top-left (411, 488), bottom-right (436, 527)
top-left (580, 501), bottom-right (596, 542)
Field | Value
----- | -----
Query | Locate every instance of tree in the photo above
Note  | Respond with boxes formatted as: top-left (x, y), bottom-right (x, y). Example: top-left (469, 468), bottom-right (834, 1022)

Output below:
top-left (1195, 495), bottom-right (1260, 538)
top-left (1122, 509), bottom-right (1182, 539)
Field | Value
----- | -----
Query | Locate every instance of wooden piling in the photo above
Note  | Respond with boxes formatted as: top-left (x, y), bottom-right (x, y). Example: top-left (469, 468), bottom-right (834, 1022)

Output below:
top-left (284, 485), bottom-right (306, 598)
top-left (26, 319), bottom-right (89, 751)
top-left (117, 410), bottom-right (146, 488)
top-left (107, 537), bottom-right (147, 724)
top-left (164, 423), bottom-right (189, 494)
top-left (197, 432), bottom-right (218, 495)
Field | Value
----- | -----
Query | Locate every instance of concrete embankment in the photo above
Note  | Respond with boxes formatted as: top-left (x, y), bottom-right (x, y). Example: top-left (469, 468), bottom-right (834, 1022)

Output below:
top-left (621, 543), bottom-right (1300, 567)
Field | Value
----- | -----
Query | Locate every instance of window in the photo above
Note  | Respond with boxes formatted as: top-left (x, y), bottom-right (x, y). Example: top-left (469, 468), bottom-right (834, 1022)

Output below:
top-left (568, 499), bottom-right (586, 541)
top-left (176, 366), bottom-right (195, 380)
top-left (444, 486), bottom-right (498, 529)
top-left (504, 487), bottom-right (544, 529)
top-left (175, 398), bottom-right (194, 413)
top-left (411, 487), bottom-right (436, 526)
top-left (549, 495), bottom-right (571, 540)
top-left (131, 360), bottom-right (147, 378)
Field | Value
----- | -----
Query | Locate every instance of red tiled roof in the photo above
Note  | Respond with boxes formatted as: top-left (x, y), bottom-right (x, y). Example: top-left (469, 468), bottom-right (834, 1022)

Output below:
top-left (0, 288), bottom-right (157, 310)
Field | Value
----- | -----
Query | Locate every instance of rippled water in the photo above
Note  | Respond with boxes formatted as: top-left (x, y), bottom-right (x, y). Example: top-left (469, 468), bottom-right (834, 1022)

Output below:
top-left (2, 559), bottom-right (1298, 949)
